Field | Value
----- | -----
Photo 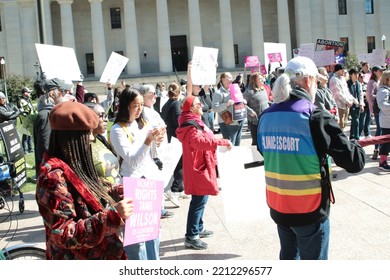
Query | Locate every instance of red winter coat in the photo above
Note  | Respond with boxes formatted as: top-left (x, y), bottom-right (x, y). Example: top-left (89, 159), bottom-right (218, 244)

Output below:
top-left (176, 112), bottom-right (230, 196)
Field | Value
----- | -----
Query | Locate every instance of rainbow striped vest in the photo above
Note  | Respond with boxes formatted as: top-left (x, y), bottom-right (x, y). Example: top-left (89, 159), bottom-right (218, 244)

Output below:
top-left (258, 99), bottom-right (323, 214)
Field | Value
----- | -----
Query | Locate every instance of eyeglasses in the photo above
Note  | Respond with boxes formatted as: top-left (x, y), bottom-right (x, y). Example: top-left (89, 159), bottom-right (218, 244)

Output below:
top-left (193, 102), bottom-right (203, 108)
top-left (98, 112), bottom-right (108, 120)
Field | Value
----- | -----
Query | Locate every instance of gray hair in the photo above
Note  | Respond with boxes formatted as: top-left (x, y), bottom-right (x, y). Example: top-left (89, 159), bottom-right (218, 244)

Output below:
top-left (272, 73), bottom-right (309, 103)
top-left (271, 74), bottom-right (292, 103)
top-left (139, 84), bottom-right (155, 95)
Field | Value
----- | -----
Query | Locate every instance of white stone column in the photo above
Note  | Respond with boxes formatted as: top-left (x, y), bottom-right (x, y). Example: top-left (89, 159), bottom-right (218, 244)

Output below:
top-left (219, 0), bottom-right (235, 68)
top-left (89, 0), bottom-right (107, 77)
top-left (322, 0), bottom-right (338, 40)
top-left (294, 0), bottom-right (313, 46)
top-left (123, 0), bottom-right (141, 75)
top-left (20, 0), bottom-right (39, 76)
top-left (42, 0), bottom-right (54, 45)
top-left (156, 0), bottom-right (173, 73)
top-left (377, 0), bottom-right (390, 51)
top-left (249, 0), bottom-right (264, 63)
top-left (2, 0), bottom-right (23, 75)
top-left (188, 0), bottom-right (203, 58)
top-left (57, 0), bottom-right (76, 49)
top-left (277, 0), bottom-right (292, 60)
top-left (349, 0), bottom-right (365, 54)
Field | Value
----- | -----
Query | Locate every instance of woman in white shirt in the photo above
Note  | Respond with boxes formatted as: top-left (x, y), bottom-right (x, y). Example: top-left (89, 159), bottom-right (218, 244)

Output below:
top-left (110, 87), bottom-right (165, 260)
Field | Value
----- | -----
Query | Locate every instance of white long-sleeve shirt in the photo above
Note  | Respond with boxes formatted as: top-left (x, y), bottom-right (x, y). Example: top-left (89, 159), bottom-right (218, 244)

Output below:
top-left (110, 121), bottom-right (159, 179)
top-left (329, 73), bottom-right (353, 110)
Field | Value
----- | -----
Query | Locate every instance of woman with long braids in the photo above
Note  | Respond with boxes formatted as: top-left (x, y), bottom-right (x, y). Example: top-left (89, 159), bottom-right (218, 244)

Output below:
top-left (35, 101), bottom-right (134, 260)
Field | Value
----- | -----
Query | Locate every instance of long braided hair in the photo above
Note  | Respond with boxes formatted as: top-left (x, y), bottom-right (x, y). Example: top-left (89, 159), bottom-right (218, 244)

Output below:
top-left (47, 130), bottom-right (116, 207)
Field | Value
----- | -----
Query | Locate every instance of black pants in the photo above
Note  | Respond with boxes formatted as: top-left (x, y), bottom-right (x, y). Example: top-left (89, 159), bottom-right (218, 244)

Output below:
top-left (22, 134), bottom-right (33, 153)
top-left (379, 128), bottom-right (390, 156)
top-left (171, 155), bottom-right (183, 192)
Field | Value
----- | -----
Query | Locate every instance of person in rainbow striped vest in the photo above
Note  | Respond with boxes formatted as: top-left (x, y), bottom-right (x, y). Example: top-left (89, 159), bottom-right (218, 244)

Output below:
top-left (258, 56), bottom-right (365, 260)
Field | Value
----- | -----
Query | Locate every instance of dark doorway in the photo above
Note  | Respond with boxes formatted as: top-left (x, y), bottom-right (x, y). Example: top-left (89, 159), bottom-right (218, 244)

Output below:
top-left (86, 53), bottom-right (95, 75)
top-left (170, 35), bottom-right (188, 72)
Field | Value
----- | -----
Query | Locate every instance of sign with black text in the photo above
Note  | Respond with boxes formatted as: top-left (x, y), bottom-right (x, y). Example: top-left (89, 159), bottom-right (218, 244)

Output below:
top-left (232, 102), bottom-right (247, 121)
top-left (0, 122), bottom-right (27, 188)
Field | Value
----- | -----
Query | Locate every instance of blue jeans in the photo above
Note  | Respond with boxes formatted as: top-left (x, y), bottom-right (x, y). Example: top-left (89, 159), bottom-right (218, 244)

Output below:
top-left (359, 101), bottom-right (371, 137)
top-left (124, 238), bottom-right (160, 260)
top-left (208, 112), bottom-right (215, 131)
top-left (202, 112), bottom-right (215, 131)
top-left (277, 218), bottom-right (330, 260)
top-left (186, 195), bottom-right (209, 238)
top-left (219, 120), bottom-right (244, 146)
top-left (349, 106), bottom-right (360, 140)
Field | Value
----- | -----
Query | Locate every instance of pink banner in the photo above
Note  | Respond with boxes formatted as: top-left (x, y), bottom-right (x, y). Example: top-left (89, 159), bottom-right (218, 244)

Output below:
top-left (244, 56), bottom-right (260, 67)
top-left (229, 84), bottom-right (243, 103)
top-left (267, 53), bottom-right (283, 63)
top-left (123, 177), bottom-right (163, 246)
top-left (260, 65), bottom-right (267, 75)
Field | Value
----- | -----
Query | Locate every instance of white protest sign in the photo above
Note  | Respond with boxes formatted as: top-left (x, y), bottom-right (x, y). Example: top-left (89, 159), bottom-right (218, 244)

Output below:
top-left (313, 49), bottom-right (335, 66)
top-left (191, 46), bottom-right (219, 86)
top-left (123, 177), bottom-right (163, 245)
top-left (100, 52), bottom-right (129, 85)
top-left (264, 43), bottom-right (287, 73)
top-left (217, 146), bottom-right (268, 223)
top-left (298, 43), bottom-right (315, 60)
top-left (357, 53), bottom-right (373, 65)
top-left (35, 43), bottom-right (82, 81)
top-left (157, 137), bottom-right (182, 191)
top-left (371, 49), bottom-right (387, 66)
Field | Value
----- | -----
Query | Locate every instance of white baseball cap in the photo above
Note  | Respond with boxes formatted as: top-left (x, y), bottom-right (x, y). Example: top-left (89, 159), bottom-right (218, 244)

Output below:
top-left (285, 56), bottom-right (325, 80)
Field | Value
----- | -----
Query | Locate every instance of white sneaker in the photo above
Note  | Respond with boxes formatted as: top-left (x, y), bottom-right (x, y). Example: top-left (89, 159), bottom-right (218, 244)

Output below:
top-left (365, 135), bottom-right (373, 139)
top-left (165, 190), bottom-right (181, 207)
top-left (178, 191), bottom-right (190, 199)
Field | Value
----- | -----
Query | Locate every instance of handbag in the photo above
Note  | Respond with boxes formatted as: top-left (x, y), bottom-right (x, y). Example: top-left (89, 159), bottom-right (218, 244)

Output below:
top-left (221, 110), bottom-right (233, 125)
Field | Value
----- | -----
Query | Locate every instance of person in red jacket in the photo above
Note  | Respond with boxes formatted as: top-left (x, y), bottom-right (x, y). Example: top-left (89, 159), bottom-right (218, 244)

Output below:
top-left (176, 95), bottom-right (232, 250)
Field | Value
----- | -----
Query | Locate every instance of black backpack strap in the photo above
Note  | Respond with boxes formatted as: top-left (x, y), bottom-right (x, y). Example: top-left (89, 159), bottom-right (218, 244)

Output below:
top-left (180, 120), bottom-right (203, 130)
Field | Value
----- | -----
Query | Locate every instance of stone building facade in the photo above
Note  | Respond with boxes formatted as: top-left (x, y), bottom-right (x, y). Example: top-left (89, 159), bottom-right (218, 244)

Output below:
top-left (0, 0), bottom-right (388, 79)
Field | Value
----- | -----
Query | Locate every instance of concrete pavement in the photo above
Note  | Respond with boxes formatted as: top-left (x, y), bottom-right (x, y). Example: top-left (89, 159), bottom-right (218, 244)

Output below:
top-left (1, 125), bottom-right (390, 260)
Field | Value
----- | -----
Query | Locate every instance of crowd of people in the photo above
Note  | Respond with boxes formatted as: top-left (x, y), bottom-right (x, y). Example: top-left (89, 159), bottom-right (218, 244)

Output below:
top-left (2, 54), bottom-right (389, 260)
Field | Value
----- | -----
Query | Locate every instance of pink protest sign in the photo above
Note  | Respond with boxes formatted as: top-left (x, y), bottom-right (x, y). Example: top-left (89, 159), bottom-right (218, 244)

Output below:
top-left (259, 64), bottom-right (267, 75)
top-left (244, 56), bottom-right (260, 67)
top-left (123, 177), bottom-right (163, 246)
top-left (229, 84), bottom-right (243, 103)
top-left (267, 53), bottom-right (283, 63)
